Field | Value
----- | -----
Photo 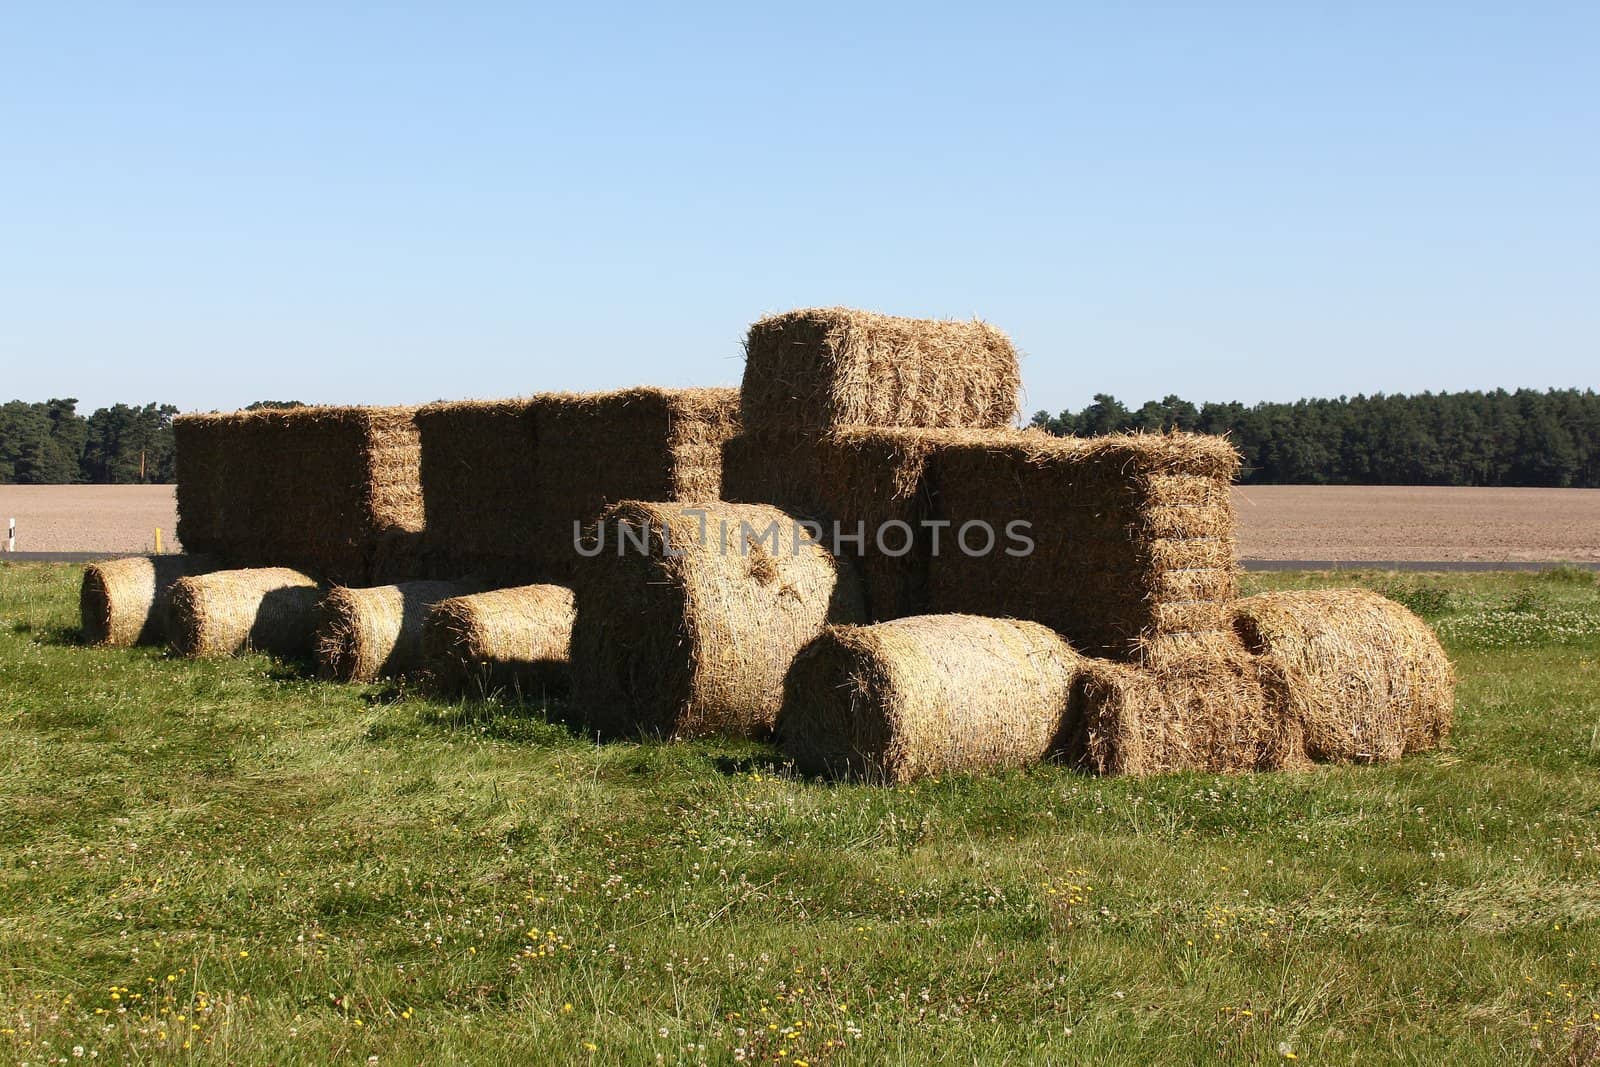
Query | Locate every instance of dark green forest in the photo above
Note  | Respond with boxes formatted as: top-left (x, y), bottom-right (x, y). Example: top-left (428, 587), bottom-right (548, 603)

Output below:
top-left (1033, 388), bottom-right (1600, 487)
top-left (0, 400), bottom-right (302, 484)
top-left (3, 390), bottom-right (1598, 486)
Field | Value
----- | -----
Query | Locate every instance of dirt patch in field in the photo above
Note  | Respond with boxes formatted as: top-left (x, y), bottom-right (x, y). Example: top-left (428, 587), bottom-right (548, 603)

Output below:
top-left (0, 485), bottom-right (180, 555)
top-left (1233, 485), bottom-right (1600, 562)
top-left (0, 483), bottom-right (1596, 563)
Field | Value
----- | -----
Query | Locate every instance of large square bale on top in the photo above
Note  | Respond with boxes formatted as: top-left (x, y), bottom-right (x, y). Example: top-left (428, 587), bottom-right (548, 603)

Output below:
top-left (533, 387), bottom-right (740, 577)
top-left (414, 399), bottom-right (540, 581)
top-left (172, 406), bottom-right (423, 584)
top-left (741, 307), bottom-right (1020, 436)
top-left (926, 431), bottom-right (1242, 661)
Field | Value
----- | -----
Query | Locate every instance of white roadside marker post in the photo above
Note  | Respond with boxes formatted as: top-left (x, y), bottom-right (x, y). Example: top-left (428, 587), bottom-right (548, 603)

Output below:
top-left (6, 518), bottom-right (13, 553)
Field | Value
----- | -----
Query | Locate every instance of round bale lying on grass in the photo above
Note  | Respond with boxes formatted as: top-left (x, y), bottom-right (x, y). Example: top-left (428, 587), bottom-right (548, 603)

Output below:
top-left (166, 567), bottom-right (322, 659)
top-left (422, 584), bottom-right (575, 697)
top-left (777, 614), bottom-right (1083, 784)
top-left (571, 500), bottom-right (865, 739)
top-left (80, 554), bottom-right (217, 647)
top-left (314, 579), bottom-right (481, 683)
top-left (1231, 588), bottom-right (1455, 763)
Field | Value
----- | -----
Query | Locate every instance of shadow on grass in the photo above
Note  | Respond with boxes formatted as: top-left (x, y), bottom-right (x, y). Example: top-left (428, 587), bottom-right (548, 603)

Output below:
top-left (712, 753), bottom-right (793, 778)
top-left (386, 692), bottom-right (587, 747)
top-left (32, 623), bottom-right (87, 647)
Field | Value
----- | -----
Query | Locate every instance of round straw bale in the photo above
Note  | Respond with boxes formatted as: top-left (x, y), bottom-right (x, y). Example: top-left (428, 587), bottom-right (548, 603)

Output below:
top-left (777, 614), bottom-right (1083, 783)
top-left (314, 580), bottom-right (480, 682)
top-left (570, 501), bottom-right (866, 739)
top-left (80, 554), bottom-right (217, 646)
top-left (1231, 589), bottom-right (1455, 763)
top-left (166, 567), bottom-right (322, 658)
top-left (422, 584), bottom-right (575, 697)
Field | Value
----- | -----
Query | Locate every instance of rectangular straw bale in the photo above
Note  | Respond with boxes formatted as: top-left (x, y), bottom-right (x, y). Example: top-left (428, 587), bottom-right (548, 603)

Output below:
top-left (742, 307), bottom-right (1020, 435)
top-left (414, 399), bottom-right (541, 581)
top-left (924, 431), bottom-right (1242, 661)
top-left (1060, 643), bottom-right (1307, 777)
top-left (171, 406), bottom-right (424, 584)
top-left (532, 388), bottom-right (740, 579)
top-left (172, 417), bottom-right (232, 556)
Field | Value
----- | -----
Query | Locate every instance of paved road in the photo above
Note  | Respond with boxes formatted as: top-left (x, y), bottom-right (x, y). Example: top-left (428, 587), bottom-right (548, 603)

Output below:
top-left (1241, 559), bottom-right (1600, 572)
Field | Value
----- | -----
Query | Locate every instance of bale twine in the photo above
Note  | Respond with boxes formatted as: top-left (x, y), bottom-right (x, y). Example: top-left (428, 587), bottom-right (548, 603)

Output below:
top-left (741, 307), bottom-right (1020, 435)
top-left (777, 614), bottom-right (1083, 783)
top-left (1231, 589), bottom-right (1455, 763)
top-left (570, 501), bottom-right (866, 739)
top-left (1064, 640), bottom-right (1307, 777)
top-left (422, 584), bottom-right (575, 697)
top-left (79, 554), bottom-right (218, 647)
top-left (166, 567), bottom-right (322, 658)
top-left (314, 579), bottom-right (480, 682)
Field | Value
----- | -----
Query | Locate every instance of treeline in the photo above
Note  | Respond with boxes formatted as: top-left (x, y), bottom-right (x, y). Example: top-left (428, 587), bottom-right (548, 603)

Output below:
top-left (0, 399), bottom-right (302, 484)
top-left (1032, 388), bottom-right (1600, 487)
top-left (5, 391), bottom-right (1598, 487)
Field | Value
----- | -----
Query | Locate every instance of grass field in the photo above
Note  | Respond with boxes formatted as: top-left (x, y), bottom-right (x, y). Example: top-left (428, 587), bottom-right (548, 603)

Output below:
top-left (2, 564), bottom-right (1599, 1064)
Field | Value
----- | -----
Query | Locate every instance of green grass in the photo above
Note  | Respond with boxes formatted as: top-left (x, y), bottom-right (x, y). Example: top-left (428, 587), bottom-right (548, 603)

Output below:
top-left (2, 564), bottom-right (1599, 1065)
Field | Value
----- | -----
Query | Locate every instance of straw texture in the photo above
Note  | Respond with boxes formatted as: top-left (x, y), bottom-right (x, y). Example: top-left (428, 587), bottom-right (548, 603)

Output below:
top-left (742, 308), bottom-right (1020, 434)
top-left (778, 614), bottom-right (1083, 783)
top-left (79, 554), bottom-right (218, 646)
top-left (166, 567), bottom-right (322, 658)
top-left (570, 501), bottom-right (866, 739)
top-left (414, 399), bottom-right (541, 581)
top-left (172, 405), bottom-right (424, 584)
top-left (532, 389), bottom-right (741, 578)
top-left (422, 584), bottom-right (575, 697)
top-left (314, 579), bottom-right (480, 682)
top-left (1062, 640), bottom-right (1307, 777)
top-left (1232, 589), bottom-right (1455, 763)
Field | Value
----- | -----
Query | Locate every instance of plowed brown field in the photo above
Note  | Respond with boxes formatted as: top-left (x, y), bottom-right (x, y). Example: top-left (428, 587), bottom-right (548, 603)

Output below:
top-left (1, 484), bottom-right (1596, 562)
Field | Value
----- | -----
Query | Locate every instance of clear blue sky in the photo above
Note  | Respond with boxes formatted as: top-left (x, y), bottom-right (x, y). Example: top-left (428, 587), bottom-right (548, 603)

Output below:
top-left (3, 3), bottom-right (1596, 416)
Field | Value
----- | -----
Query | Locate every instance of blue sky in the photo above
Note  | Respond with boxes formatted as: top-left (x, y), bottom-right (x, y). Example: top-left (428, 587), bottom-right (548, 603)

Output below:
top-left (3, 3), bottom-right (1596, 415)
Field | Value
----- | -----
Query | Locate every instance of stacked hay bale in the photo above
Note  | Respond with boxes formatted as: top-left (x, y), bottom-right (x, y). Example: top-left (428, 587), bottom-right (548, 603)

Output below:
top-left (414, 399), bottom-right (540, 581)
top-left (173, 406), bottom-right (424, 584)
top-left (1232, 589), bottom-right (1455, 763)
top-left (80, 554), bottom-right (218, 646)
top-left (723, 308), bottom-right (1020, 619)
top-left (413, 389), bottom-right (739, 582)
top-left (730, 424), bottom-right (1241, 659)
top-left (314, 579), bottom-right (481, 682)
top-left (422, 584), bottom-right (575, 697)
top-left (738, 307), bottom-right (1021, 434)
top-left (778, 614), bottom-right (1083, 783)
top-left (166, 567), bottom-right (322, 658)
top-left (925, 431), bottom-right (1241, 662)
top-left (532, 388), bottom-right (740, 579)
top-left (570, 501), bottom-right (865, 739)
